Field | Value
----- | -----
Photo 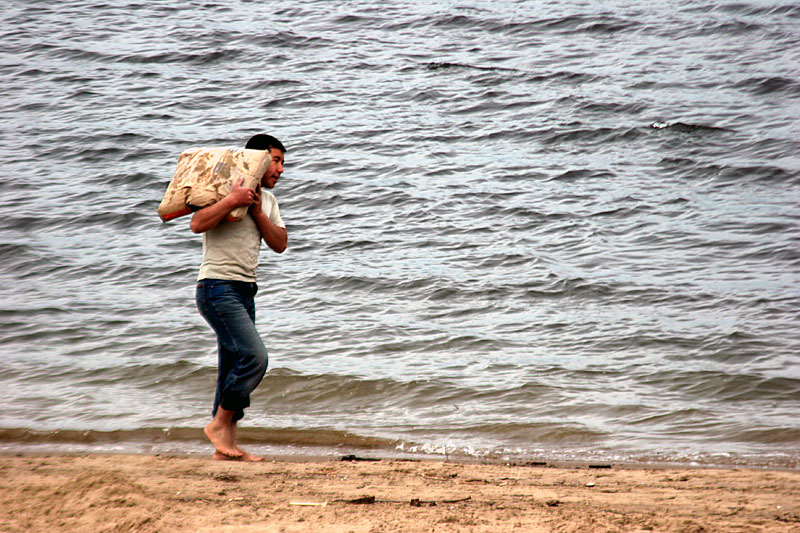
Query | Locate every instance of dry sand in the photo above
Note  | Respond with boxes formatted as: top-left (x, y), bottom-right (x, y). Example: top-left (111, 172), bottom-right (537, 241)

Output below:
top-left (1, 453), bottom-right (799, 532)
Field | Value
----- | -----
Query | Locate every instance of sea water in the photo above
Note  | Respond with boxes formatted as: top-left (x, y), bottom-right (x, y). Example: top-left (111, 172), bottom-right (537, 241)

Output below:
top-left (1, 0), bottom-right (798, 468)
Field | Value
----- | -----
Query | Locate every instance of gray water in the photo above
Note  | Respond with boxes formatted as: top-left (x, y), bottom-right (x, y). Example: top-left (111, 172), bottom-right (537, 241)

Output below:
top-left (1, 0), bottom-right (799, 468)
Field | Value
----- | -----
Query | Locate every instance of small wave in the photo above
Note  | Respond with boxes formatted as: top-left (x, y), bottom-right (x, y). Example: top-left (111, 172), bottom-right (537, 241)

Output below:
top-left (392, 13), bottom-right (493, 33)
top-left (259, 370), bottom-right (452, 405)
top-left (245, 31), bottom-right (333, 50)
top-left (425, 61), bottom-right (517, 73)
top-left (533, 71), bottom-right (600, 84)
top-left (523, 276), bottom-right (618, 301)
top-left (730, 427), bottom-right (800, 445)
top-left (637, 370), bottom-right (800, 402)
top-left (505, 14), bottom-right (642, 36)
top-left (659, 158), bottom-right (796, 185)
top-left (549, 169), bottom-right (614, 181)
top-left (734, 75), bottom-right (800, 96)
top-left (541, 125), bottom-right (641, 146)
top-left (650, 121), bottom-right (733, 133)
top-left (587, 205), bottom-right (654, 219)
top-left (115, 48), bottom-right (244, 65)
top-left (711, 3), bottom-right (800, 17)
top-left (577, 100), bottom-right (648, 115)
top-left (435, 421), bottom-right (607, 445)
top-left (695, 20), bottom-right (764, 36)
top-left (332, 13), bottom-right (382, 25)
top-left (388, 12), bottom-right (641, 37)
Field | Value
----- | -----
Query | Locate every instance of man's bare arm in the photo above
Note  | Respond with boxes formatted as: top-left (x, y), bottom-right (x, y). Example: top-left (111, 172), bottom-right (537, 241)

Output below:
top-left (190, 179), bottom-right (256, 234)
top-left (251, 187), bottom-right (287, 253)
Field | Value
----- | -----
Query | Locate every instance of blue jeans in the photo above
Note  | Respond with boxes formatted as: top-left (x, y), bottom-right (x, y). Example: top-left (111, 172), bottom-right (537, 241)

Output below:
top-left (196, 279), bottom-right (268, 423)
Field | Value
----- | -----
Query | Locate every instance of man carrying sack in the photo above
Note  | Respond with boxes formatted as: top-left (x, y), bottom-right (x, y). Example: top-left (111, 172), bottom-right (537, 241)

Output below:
top-left (190, 134), bottom-right (288, 461)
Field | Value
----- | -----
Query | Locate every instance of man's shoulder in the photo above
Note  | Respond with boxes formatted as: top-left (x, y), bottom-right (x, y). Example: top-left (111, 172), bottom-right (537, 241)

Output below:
top-left (261, 189), bottom-right (279, 202)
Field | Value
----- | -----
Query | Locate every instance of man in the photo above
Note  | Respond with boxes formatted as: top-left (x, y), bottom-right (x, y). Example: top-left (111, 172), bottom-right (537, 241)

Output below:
top-left (191, 134), bottom-right (287, 461)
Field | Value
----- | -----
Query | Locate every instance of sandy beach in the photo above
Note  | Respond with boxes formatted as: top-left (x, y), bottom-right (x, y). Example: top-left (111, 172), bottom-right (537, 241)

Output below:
top-left (1, 453), bottom-right (798, 532)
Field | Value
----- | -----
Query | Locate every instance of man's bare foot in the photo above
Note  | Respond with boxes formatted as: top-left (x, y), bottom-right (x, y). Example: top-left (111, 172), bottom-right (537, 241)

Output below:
top-left (237, 449), bottom-right (264, 462)
top-left (204, 422), bottom-right (242, 458)
top-left (213, 450), bottom-right (264, 462)
top-left (228, 422), bottom-right (263, 461)
top-left (212, 451), bottom-right (239, 461)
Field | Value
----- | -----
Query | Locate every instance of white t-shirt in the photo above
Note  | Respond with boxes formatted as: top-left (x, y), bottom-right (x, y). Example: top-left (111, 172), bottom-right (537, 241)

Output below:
top-left (197, 190), bottom-right (284, 282)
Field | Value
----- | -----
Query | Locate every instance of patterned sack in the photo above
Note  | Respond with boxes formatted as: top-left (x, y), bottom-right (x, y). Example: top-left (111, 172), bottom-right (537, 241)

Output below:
top-left (157, 147), bottom-right (271, 222)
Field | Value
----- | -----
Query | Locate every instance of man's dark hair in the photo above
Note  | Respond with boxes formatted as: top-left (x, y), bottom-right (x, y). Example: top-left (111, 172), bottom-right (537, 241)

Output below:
top-left (245, 134), bottom-right (286, 153)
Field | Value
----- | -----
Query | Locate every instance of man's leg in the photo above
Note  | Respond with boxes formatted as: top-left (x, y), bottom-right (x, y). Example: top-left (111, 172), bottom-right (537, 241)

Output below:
top-left (197, 280), bottom-right (269, 458)
top-left (212, 422), bottom-right (264, 462)
top-left (204, 406), bottom-right (242, 458)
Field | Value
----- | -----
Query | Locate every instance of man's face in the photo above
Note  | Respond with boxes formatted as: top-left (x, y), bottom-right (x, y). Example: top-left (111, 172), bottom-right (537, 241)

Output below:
top-left (262, 148), bottom-right (284, 189)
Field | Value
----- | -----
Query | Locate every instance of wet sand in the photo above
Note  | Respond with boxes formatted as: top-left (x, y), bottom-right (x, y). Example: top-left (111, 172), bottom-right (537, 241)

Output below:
top-left (1, 453), bottom-right (799, 532)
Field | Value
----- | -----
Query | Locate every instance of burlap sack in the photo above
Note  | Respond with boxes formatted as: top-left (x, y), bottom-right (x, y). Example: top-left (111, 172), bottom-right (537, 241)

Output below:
top-left (157, 147), bottom-right (271, 222)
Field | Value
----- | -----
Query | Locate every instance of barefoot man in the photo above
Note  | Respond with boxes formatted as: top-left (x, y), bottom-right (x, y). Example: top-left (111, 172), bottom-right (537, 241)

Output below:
top-left (191, 134), bottom-right (287, 461)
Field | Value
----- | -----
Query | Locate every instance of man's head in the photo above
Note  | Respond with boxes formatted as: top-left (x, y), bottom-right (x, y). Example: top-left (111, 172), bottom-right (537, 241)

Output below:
top-left (245, 134), bottom-right (286, 189)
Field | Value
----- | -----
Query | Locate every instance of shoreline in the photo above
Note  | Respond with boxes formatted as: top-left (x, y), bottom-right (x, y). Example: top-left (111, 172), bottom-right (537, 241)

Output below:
top-left (5, 448), bottom-right (800, 473)
top-left (3, 438), bottom-right (798, 473)
top-left (2, 452), bottom-right (799, 532)
top-left (3, 427), bottom-right (797, 472)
